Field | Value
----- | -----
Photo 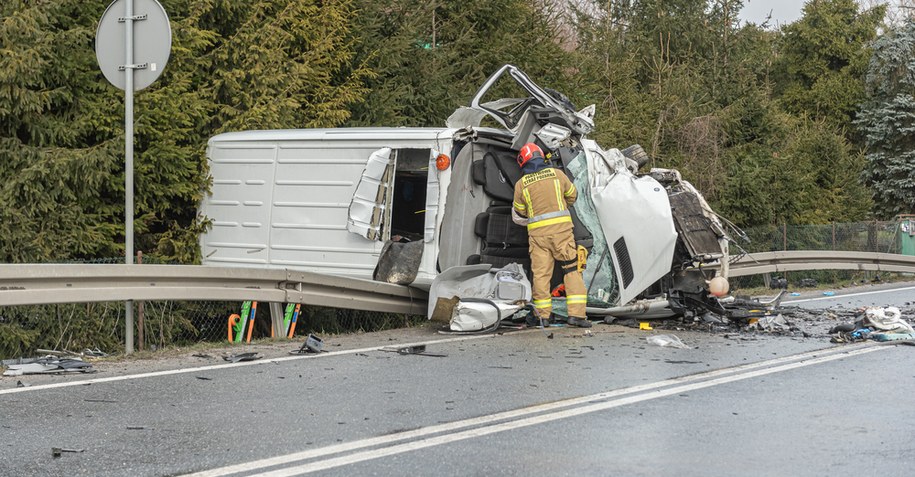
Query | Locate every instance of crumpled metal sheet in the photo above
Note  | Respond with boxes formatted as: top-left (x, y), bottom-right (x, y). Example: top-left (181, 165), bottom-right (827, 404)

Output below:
top-left (3, 357), bottom-right (95, 376)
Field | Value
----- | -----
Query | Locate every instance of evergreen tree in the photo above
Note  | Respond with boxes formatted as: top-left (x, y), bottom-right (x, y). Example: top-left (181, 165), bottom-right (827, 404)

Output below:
top-left (0, 0), bottom-right (369, 263)
top-left (774, 0), bottom-right (885, 141)
top-left (857, 19), bottom-right (915, 218)
top-left (346, 0), bottom-right (569, 127)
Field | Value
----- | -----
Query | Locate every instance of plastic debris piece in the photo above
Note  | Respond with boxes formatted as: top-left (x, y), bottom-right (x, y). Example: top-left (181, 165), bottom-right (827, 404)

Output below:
top-left (305, 334), bottom-right (324, 353)
top-left (290, 334), bottom-right (326, 354)
top-left (646, 334), bottom-right (690, 349)
top-left (863, 307), bottom-right (915, 334)
top-left (822, 291), bottom-right (836, 296)
top-left (872, 332), bottom-right (915, 342)
top-left (639, 322), bottom-right (653, 330)
top-left (223, 352), bottom-right (260, 363)
top-left (790, 292), bottom-right (801, 296)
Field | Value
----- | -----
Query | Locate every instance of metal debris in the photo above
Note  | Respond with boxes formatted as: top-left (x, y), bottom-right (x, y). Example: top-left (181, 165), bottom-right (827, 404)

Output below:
top-left (223, 352), bottom-right (260, 363)
top-left (3, 357), bottom-right (95, 376)
top-left (51, 448), bottom-right (85, 457)
top-left (381, 345), bottom-right (448, 357)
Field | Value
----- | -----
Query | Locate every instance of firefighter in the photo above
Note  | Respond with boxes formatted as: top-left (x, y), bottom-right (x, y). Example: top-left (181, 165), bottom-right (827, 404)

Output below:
top-left (512, 143), bottom-right (591, 328)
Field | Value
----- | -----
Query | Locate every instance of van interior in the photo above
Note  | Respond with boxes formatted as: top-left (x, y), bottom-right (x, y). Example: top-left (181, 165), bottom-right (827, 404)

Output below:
top-left (389, 148), bottom-right (430, 242)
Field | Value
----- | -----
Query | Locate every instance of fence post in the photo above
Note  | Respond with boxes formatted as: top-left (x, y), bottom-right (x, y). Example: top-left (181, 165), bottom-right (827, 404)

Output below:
top-left (867, 221), bottom-right (878, 253)
top-left (832, 223), bottom-right (836, 250)
top-left (782, 223), bottom-right (787, 251)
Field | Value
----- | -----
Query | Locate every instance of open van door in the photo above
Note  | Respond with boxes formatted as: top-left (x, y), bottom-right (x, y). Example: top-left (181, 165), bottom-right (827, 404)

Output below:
top-left (587, 146), bottom-right (678, 305)
top-left (348, 148), bottom-right (395, 241)
top-left (424, 149), bottom-right (444, 243)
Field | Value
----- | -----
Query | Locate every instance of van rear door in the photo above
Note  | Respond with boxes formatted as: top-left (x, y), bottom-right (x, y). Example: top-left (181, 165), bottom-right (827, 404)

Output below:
top-left (347, 148), bottom-right (394, 241)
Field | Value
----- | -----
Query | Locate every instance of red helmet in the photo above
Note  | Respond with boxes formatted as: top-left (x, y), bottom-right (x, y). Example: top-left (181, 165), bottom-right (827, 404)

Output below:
top-left (517, 143), bottom-right (544, 167)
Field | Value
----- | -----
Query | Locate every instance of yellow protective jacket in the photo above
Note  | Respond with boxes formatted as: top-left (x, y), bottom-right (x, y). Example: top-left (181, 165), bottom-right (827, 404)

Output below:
top-left (512, 167), bottom-right (577, 237)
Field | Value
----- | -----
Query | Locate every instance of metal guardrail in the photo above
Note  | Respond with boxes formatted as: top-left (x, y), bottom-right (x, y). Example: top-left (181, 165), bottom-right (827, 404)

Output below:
top-left (1, 251), bottom-right (913, 319)
top-left (727, 251), bottom-right (915, 276)
top-left (0, 264), bottom-right (428, 316)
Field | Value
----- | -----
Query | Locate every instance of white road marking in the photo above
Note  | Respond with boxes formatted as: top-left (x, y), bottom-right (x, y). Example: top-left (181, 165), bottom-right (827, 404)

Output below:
top-left (0, 334), bottom-right (504, 396)
top-left (783, 285), bottom-right (915, 305)
top-left (181, 344), bottom-right (887, 477)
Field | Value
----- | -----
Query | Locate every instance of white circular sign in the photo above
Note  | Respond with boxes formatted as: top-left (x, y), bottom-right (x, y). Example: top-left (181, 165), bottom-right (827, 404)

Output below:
top-left (96, 0), bottom-right (171, 91)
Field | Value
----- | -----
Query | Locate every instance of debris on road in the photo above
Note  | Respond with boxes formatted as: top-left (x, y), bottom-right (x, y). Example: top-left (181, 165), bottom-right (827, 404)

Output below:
top-left (381, 345), bottom-right (448, 357)
top-left (2, 357), bottom-right (95, 376)
top-left (51, 447), bottom-right (84, 457)
top-left (289, 334), bottom-right (326, 355)
top-left (748, 314), bottom-right (791, 332)
top-left (646, 334), bottom-right (690, 349)
top-left (223, 352), bottom-right (260, 363)
top-left (829, 306), bottom-right (915, 344)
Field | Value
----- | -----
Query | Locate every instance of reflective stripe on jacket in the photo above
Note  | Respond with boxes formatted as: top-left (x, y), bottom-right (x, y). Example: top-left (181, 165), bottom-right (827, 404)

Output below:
top-left (512, 167), bottom-right (577, 235)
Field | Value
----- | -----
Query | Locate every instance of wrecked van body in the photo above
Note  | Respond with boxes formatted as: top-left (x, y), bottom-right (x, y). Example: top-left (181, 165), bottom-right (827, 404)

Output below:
top-left (200, 64), bottom-right (741, 320)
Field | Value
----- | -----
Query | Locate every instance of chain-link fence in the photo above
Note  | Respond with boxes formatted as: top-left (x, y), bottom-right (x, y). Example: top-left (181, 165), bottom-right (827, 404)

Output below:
top-left (0, 299), bottom-right (423, 359)
top-left (739, 221), bottom-right (900, 254)
top-left (732, 220), bottom-right (910, 290)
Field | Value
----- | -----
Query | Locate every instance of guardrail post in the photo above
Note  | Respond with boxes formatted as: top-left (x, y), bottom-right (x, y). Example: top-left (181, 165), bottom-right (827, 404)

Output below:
top-left (137, 251), bottom-right (145, 351)
top-left (269, 302), bottom-right (284, 339)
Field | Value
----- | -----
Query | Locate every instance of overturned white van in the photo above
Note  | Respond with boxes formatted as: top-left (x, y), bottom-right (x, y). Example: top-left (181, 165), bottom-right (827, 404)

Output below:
top-left (201, 65), bottom-right (740, 319)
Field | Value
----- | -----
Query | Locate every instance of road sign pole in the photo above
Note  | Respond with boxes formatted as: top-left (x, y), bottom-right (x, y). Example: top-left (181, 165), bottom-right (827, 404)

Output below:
top-left (124, 0), bottom-right (135, 354)
top-left (95, 0), bottom-right (171, 355)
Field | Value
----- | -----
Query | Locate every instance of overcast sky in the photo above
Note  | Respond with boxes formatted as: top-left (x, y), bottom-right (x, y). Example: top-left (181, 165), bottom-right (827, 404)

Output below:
top-left (738, 0), bottom-right (805, 27)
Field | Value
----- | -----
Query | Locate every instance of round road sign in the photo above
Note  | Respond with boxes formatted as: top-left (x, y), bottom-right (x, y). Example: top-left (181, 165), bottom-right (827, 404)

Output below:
top-left (96, 0), bottom-right (171, 91)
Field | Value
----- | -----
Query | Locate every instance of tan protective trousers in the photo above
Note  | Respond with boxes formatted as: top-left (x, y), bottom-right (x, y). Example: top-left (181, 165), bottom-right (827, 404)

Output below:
top-left (528, 229), bottom-right (587, 319)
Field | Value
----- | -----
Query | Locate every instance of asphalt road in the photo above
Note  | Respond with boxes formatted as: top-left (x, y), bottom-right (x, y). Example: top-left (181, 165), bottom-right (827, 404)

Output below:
top-left (2, 284), bottom-right (914, 477)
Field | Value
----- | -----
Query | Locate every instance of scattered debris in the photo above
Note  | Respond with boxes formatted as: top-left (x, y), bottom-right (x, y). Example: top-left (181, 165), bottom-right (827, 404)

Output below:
top-left (223, 352), bottom-right (260, 363)
top-left (84, 399), bottom-right (117, 403)
top-left (2, 357), bottom-right (95, 376)
top-left (192, 353), bottom-right (214, 359)
top-left (798, 278), bottom-right (818, 288)
top-left (748, 314), bottom-right (791, 332)
top-left (829, 306), bottom-right (915, 343)
top-left (195, 376), bottom-right (213, 381)
top-left (126, 426), bottom-right (150, 430)
top-left (51, 447), bottom-right (84, 457)
top-left (646, 334), bottom-right (690, 349)
top-left (290, 334), bottom-right (326, 355)
top-left (381, 345), bottom-right (448, 357)
top-left (16, 380), bottom-right (29, 388)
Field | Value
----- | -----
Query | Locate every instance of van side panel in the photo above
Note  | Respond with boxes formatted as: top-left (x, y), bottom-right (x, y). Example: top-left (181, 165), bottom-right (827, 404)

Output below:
top-left (202, 128), bottom-right (455, 282)
top-left (268, 143), bottom-right (383, 273)
top-left (203, 143), bottom-right (277, 265)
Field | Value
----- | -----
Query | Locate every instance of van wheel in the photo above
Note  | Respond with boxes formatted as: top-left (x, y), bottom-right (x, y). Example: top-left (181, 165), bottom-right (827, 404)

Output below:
top-left (621, 144), bottom-right (650, 168)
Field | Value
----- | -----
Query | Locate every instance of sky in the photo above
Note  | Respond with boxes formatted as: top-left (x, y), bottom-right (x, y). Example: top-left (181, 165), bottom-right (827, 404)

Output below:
top-left (738, 0), bottom-right (805, 27)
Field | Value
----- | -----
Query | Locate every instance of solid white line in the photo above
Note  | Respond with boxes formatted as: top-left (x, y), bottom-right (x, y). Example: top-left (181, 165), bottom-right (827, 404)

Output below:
top-left (0, 334), bottom-right (503, 396)
top-left (179, 343), bottom-right (878, 477)
top-left (246, 346), bottom-right (887, 477)
top-left (783, 285), bottom-right (915, 305)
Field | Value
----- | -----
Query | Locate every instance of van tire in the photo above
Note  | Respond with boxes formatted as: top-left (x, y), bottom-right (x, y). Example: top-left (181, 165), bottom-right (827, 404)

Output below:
top-left (621, 144), bottom-right (650, 168)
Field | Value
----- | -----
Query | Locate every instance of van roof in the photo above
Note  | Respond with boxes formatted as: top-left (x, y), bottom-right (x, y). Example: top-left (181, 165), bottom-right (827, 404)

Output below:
top-left (209, 127), bottom-right (454, 145)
